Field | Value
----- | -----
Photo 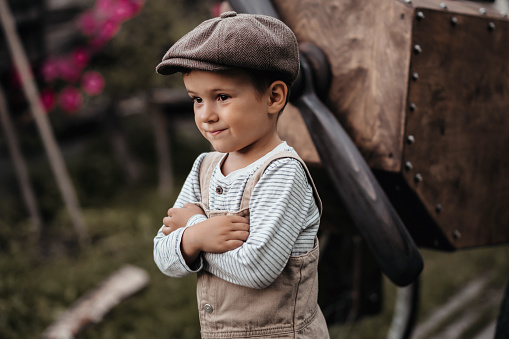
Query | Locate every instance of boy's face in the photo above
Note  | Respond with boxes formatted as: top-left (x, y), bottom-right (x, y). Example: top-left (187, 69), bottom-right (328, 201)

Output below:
top-left (183, 70), bottom-right (279, 155)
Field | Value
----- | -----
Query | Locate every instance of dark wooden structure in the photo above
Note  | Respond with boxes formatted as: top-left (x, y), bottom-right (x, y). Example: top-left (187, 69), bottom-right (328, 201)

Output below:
top-left (274, 0), bottom-right (509, 250)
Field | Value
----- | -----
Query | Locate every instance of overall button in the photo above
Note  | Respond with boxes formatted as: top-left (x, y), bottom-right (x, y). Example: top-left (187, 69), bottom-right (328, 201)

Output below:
top-left (204, 304), bottom-right (213, 314)
top-left (215, 186), bottom-right (223, 194)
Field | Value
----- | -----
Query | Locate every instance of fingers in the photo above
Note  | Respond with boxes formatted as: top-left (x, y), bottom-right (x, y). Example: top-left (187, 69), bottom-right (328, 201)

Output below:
top-left (163, 216), bottom-right (171, 227)
top-left (224, 215), bottom-right (249, 224)
top-left (225, 239), bottom-right (245, 251)
top-left (232, 230), bottom-right (249, 242)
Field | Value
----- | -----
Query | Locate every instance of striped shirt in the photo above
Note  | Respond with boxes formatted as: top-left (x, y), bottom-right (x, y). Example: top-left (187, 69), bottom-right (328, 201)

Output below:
top-left (153, 142), bottom-right (320, 289)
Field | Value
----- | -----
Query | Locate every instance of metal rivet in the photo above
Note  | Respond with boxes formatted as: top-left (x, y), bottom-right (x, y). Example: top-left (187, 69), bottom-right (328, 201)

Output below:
top-left (413, 44), bottom-right (422, 54)
top-left (409, 102), bottom-right (416, 112)
top-left (480, 7), bottom-right (486, 15)
top-left (440, 3), bottom-right (448, 10)
top-left (488, 22), bottom-right (496, 31)
top-left (405, 161), bottom-right (413, 171)
top-left (204, 304), bottom-right (213, 313)
top-left (452, 230), bottom-right (461, 239)
top-left (412, 72), bottom-right (419, 81)
top-left (416, 11), bottom-right (425, 20)
top-left (407, 135), bottom-right (415, 144)
top-left (414, 173), bottom-right (423, 183)
top-left (451, 17), bottom-right (458, 26)
top-left (435, 203), bottom-right (443, 214)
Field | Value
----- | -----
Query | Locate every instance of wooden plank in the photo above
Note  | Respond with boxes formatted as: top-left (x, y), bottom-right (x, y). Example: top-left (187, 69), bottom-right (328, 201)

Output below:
top-left (403, 8), bottom-right (509, 248)
top-left (273, 0), bottom-right (413, 172)
top-left (278, 103), bottom-right (321, 164)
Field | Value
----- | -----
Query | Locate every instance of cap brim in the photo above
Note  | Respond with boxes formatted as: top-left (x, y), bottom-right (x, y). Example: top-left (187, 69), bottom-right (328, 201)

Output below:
top-left (156, 58), bottom-right (232, 75)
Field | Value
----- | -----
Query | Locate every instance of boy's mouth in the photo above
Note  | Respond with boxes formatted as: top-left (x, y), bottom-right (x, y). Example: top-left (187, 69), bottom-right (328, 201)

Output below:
top-left (208, 129), bottom-right (226, 136)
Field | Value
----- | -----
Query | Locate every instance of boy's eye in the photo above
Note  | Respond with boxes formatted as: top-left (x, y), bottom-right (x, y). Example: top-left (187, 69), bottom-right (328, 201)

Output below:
top-left (193, 97), bottom-right (203, 104)
top-left (218, 94), bottom-right (230, 101)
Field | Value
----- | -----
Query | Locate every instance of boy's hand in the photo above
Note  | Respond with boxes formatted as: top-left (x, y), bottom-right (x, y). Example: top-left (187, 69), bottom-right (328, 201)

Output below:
top-left (181, 215), bottom-right (250, 265)
top-left (162, 203), bottom-right (205, 235)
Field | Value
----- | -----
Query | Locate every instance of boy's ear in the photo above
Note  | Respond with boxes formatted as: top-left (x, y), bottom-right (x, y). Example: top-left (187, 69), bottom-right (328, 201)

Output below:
top-left (267, 81), bottom-right (288, 115)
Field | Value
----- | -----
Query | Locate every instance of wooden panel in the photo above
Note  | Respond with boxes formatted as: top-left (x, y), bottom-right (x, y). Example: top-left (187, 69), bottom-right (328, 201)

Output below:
top-left (412, 0), bottom-right (506, 18)
top-left (273, 0), bottom-right (413, 172)
top-left (403, 8), bottom-right (509, 248)
top-left (278, 103), bottom-right (321, 164)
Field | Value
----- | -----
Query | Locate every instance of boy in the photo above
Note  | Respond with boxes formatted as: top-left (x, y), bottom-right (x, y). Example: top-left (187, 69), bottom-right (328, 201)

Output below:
top-left (153, 11), bottom-right (329, 338)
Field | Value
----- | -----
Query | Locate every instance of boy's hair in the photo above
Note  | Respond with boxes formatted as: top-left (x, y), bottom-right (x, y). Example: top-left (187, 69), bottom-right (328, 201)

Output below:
top-left (242, 69), bottom-right (291, 116)
top-left (156, 11), bottom-right (300, 88)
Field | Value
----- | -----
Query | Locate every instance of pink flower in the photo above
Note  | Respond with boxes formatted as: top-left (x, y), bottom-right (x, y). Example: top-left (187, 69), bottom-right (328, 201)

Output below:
top-left (59, 86), bottom-right (82, 113)
top-left (78, 10), bottom-right (96, 36)
top-left (99, 19), bottom-right (120, 40)
top-left (40, 88), bottom-right (56, 112)
top-left (112, 0), bottom-right (143, 22)
top-left (41, 59), bottom-right (60, 82)
top-left (96, 0), bottom-right (116, 14)
top-left (58, 57), bottom-right (81, 83)
top-left (72, 48), bottom-right (90, 69)
top-left (81, 71), bottom-right (105, 96)
top-left (210, 2), bottom-right (222, 17)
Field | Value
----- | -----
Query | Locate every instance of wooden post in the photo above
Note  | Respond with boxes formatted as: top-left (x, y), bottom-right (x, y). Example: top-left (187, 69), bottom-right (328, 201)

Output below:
top-left (0, 84), bottom-right (43, 238)
top-left (0, 0), bottom-right (88, 245)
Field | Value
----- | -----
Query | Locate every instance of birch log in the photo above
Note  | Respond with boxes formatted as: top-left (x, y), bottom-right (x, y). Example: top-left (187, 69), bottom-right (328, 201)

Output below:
top-left (42, 265), bottom-right (150, 339)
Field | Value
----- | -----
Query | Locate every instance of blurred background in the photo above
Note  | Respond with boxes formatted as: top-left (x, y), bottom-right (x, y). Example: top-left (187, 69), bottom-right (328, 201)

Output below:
top-left (0, 0), bottom-right (507, 338)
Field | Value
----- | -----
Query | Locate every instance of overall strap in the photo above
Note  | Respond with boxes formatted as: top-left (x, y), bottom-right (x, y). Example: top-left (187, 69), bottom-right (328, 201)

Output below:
top-left (198, 152), bottom-right (224, 210)
top-left (240, 151), bottom-right (323, 215)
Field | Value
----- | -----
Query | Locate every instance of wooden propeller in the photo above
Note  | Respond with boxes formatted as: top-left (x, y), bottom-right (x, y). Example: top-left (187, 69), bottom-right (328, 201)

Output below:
top-left (229, 0), bottom-right (423, 286)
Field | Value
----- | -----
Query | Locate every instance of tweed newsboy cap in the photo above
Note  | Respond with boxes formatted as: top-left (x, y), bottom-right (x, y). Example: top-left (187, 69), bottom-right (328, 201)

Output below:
top-left (156, 11), bottom-right (300, 85)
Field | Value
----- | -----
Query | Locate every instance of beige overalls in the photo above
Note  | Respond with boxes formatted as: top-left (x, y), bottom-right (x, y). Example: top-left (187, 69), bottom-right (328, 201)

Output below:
top-left (194, 151), bottom-right (329, 339)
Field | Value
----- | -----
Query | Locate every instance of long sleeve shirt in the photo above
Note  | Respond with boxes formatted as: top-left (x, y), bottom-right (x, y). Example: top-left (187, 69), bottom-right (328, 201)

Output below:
top-left (153, 142), bottom-right (320, 289)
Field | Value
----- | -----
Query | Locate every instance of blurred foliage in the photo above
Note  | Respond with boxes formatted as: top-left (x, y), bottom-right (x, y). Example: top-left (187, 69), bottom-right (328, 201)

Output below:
top-left (95, 0), bottom-right (211, 96)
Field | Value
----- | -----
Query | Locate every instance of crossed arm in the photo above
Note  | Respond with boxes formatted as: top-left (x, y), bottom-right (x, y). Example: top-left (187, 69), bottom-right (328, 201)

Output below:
top-left (162, 204), bottom-right (249, 266)
top-left (153, 155), bottom-right (317, 288)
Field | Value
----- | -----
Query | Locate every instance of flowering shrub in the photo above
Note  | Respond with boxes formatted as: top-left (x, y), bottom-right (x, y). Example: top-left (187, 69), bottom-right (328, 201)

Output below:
top-left (39, 0), bottom-right (144, 113)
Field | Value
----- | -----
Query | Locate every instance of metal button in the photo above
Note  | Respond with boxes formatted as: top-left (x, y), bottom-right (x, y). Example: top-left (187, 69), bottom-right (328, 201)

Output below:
top-left (215, 186), bottom-right (223, 194)
top-left (204, 304), bottom-right (213, 313)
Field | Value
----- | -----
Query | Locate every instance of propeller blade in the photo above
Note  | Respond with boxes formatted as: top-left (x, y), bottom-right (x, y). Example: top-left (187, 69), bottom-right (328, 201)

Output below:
top-left (228, 0), bottom-right (280, 17)
top-left (293, 55), bottom-right (423, 286)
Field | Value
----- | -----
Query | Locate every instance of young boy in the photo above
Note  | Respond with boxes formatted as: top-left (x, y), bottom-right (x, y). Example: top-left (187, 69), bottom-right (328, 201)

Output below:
top-left (153, 11), bottom-right (329, 338)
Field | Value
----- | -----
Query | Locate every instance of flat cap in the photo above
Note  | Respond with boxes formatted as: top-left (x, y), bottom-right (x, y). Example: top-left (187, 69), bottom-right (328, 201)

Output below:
top-left (156, 11), bottom-right (299, 85)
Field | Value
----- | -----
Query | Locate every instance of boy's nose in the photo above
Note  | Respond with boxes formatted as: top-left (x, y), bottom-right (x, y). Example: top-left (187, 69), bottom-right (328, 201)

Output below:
top-left (199, 103), bottom-right (219, 123)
